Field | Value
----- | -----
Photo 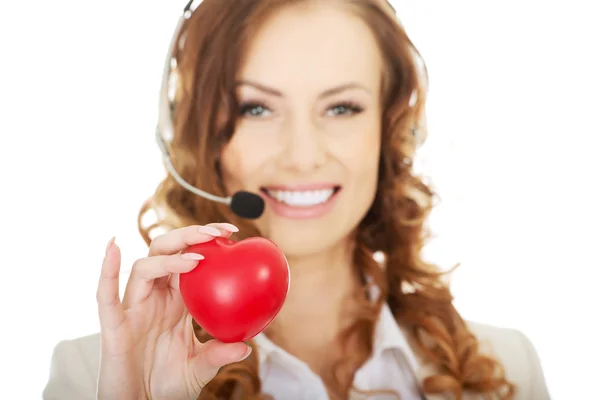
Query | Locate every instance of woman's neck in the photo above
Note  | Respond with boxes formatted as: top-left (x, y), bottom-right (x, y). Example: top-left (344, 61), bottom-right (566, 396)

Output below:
top-left (265, 239), bottom-right (361, 367)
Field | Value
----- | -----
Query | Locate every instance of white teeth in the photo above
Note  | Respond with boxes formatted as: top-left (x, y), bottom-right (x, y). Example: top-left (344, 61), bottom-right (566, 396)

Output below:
top-left (266, 189), bottom-right (335, 207)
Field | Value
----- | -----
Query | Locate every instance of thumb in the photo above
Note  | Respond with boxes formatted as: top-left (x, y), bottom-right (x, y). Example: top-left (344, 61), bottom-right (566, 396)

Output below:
top-left (190, 340), bottom-right (252, 386)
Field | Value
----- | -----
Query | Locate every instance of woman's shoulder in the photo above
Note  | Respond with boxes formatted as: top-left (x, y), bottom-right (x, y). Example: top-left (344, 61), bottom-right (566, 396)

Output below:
top-left (43, 333), bottom-right (101, 400)
top-left (465, 320), bottom-right (551, 399)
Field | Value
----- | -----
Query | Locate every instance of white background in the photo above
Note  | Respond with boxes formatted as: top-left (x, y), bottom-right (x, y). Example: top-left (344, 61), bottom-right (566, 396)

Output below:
top-left (0, 1), bottom-right (598, 399)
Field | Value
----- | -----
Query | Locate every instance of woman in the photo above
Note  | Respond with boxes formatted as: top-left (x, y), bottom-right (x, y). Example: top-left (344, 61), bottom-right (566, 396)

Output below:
top-left (43, 0), bottom-right (550, 399)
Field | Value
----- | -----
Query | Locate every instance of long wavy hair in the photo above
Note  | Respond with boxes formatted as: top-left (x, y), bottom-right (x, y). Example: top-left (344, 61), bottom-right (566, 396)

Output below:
top-left (138, 0), bottom-right (516, 399)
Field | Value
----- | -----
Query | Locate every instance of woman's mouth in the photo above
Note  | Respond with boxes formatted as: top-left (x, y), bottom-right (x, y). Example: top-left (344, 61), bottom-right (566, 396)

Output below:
top-left (261, 188), bottom-right (339, 207)
top-left (259, 184), bottom-right (342, 219)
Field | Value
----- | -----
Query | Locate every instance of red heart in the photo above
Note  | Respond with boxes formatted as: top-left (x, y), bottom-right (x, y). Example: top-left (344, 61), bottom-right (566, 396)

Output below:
top-left (179, 237), bottom-right (290, 343)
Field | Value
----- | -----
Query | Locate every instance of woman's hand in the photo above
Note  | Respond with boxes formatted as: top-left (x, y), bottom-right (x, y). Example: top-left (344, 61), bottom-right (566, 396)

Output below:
top-left (96, 223), bottom-right (251, 400)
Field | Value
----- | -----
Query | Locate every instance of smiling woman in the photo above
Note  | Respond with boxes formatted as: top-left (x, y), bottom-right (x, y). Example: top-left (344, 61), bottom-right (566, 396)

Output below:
top-left (221, 9), bottom-right (385, 255)
top-left (42, 1), bottom-right (550, 399)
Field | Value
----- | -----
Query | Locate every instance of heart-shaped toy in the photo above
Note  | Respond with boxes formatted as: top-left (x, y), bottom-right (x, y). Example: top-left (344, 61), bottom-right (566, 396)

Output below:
top-left (179, 237), bottom-right (290, 343)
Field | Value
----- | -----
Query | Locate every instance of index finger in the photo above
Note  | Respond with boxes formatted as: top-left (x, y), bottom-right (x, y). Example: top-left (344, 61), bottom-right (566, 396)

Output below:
top-left (96, 238), bottom-right (125, 331)
top-left (148, 223), bottom-right (239, 256)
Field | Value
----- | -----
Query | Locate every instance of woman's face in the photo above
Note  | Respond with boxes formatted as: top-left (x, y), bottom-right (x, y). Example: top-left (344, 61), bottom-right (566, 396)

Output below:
top-left (221, 3), bottom-right (384, 257)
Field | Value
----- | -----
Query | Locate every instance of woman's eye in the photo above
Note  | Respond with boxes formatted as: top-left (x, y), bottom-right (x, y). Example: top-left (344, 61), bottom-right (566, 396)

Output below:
top-left (326, 103), bottom-right (364, 117)
top-left (239, 103), bottom-right (272, 117)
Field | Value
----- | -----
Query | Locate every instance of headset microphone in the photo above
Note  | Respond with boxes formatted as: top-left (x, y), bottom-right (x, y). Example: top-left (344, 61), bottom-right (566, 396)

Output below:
top-left (154, 0), bottom-right (265, 220)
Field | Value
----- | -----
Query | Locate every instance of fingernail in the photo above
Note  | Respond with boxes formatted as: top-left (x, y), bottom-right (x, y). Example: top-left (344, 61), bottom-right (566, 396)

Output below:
top-left (198, 226), bottom-right (222, 236)
top-left (239, 346), bottom-right (252, 361)
top-left (181, 253), bottom-right (205, 261)
top-left (217, 223), bottom-right (239, 233)
top-left (105, 237), bottom-right (115, 254)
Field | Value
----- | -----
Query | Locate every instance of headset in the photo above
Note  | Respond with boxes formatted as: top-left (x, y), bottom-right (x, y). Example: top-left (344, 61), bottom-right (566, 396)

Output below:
top-left (154, 0), bottom-right (406, 221)
top-left (155, 0), bottom-right (265, 220)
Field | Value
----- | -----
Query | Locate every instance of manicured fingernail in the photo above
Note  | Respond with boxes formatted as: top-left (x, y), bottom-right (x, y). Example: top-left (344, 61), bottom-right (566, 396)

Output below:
top-left (239, 346), bottom-right (252, 361)
top-left (217, 223), bottom-right (239, 232)
top-left (181, 253), bottom-right (205, 261)
top-left (105, 237), bottom-right (115, 254)
top-left (198, 226), bottom-right (222, 236)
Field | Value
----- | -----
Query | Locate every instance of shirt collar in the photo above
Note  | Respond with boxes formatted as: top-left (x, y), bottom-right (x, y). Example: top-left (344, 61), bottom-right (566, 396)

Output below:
top-left (253, 330), bottom-right (278, 364)
top-left (253, 302), bottom-right (419, 374)
top-left (373, 301), bottom-right (420, 373)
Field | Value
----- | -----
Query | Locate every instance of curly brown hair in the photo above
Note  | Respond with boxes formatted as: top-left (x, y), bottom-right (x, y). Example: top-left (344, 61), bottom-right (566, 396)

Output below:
top-left (138, 0), bottom-right (516, 399)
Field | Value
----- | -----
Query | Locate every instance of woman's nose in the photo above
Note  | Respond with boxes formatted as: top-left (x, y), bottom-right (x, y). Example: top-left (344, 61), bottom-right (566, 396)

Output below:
top-left (278, 118), bottom-right (327, 173)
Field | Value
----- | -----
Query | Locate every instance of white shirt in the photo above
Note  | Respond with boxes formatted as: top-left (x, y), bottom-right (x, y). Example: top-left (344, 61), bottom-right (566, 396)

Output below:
top-left (253, 303), bottom-right (425, 400)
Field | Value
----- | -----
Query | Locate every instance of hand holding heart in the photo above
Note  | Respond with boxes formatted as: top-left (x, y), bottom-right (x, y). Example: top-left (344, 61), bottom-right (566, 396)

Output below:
top-left (96, 223), bottom-right (288, 400)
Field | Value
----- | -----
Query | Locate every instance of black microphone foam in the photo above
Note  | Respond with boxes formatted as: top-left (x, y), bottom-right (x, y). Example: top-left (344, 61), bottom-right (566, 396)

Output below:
top-left (230, 191), bottom-right (265, 219)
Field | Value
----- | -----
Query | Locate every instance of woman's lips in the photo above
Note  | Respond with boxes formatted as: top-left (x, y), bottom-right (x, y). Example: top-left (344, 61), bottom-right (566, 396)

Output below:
top-left (259, 184), bottom-right (342, 219)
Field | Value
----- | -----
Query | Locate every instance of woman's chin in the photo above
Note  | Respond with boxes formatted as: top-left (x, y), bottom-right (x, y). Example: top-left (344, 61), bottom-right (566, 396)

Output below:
top-left (262, 224), bottom-right (349, 261)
